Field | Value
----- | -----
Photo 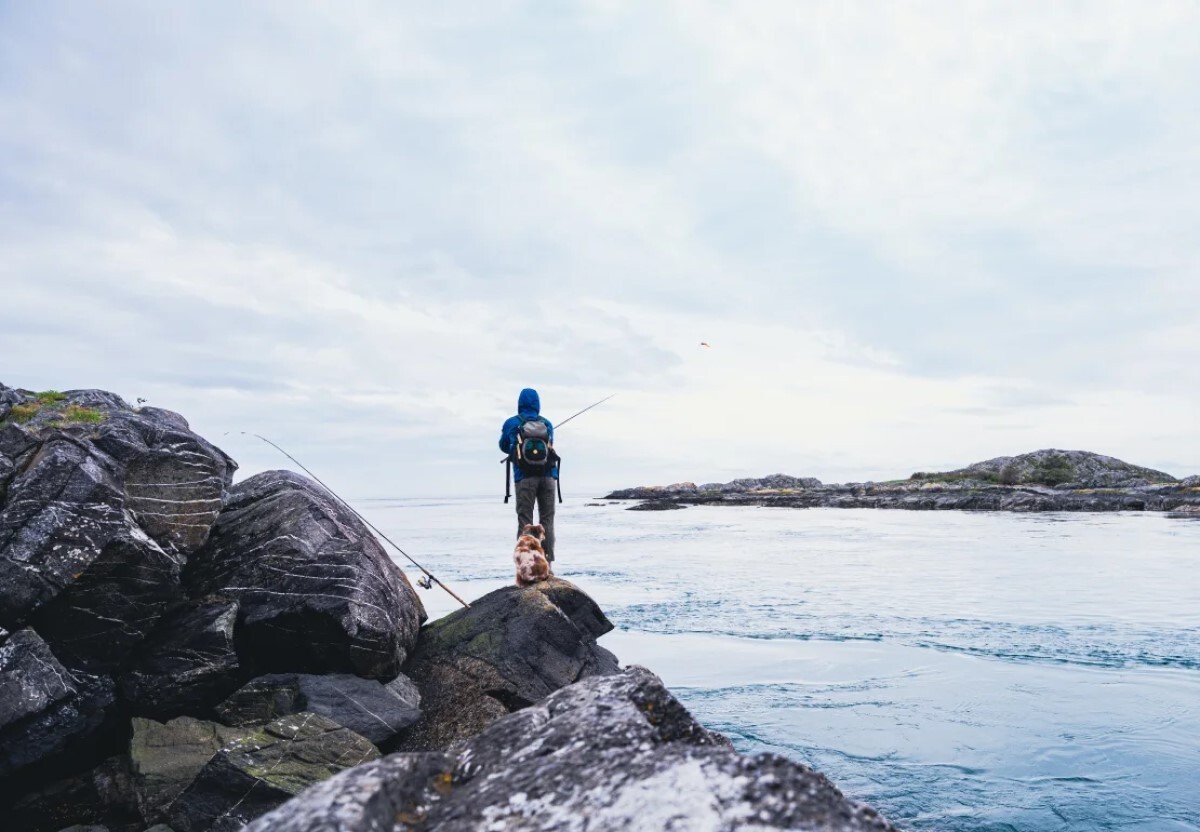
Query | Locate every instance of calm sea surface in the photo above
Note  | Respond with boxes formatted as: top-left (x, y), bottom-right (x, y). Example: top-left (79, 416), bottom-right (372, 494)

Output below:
top-left (359, 497), bottom-right (1200, 831)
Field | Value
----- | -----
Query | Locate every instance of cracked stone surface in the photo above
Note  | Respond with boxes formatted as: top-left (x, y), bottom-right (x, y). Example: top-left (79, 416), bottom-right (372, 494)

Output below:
top-left (245, 667), bottom-right (898, 832)
top-left (120, 598), bottom-right (242, 720)
top-left (0, 628), bottom-right (115, 779)
top-left (215, 672), bottom-right (421, 747)
top-left (398, 577), bottom-right (619, 752)
top-left (129, 716), bottom-right (248, 826)
top-left (0, 388), bottom-right (235, 672)
top-left (184, 470), bottom-right (425, 680)
top-left (167, 712), bottom-right (380, 832)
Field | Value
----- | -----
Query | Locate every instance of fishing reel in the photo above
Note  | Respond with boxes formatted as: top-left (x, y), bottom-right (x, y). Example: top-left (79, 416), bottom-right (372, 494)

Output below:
top-left (416, 574), bottom-right (433, 590)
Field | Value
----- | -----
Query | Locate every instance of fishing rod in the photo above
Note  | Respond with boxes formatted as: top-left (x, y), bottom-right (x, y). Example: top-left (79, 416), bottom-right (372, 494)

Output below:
top-left (553, 393), bottom-right (617, 431)
top-left (234, 432), bottom-right (470, 609)
top-left (498, 392), bottom-right (616, 465)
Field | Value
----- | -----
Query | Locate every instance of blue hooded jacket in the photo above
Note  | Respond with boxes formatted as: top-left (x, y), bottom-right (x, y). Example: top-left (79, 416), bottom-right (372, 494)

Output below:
top-left (500, 388), bottom-right (557, 481)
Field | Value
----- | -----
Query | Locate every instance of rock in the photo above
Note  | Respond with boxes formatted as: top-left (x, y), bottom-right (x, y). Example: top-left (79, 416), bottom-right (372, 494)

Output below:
top-left (958, 449), bottom-right (1176, 487)
top-left (398, 577), bottom-right (619, 751)
top-left (0, 628), bottom-right (115, 779)
top-left (119, 598), bottom-right (242, 720)
top-left (626, 500), bottom-right (686, 511)
top-left (215, 673), bottom-right (422, 747)
top-left (167, 712), bottom-right (380, 832)
top-left (128, 716), bottom-right (246, 826)
top-left (184, 470), bottom-right (424, 679)
top-left (0, 390), bottom-right (234, 672)
top-left (9, 756), bottom-right (137, 832)
top-left (1181, 475), bottom-right (1200, 489)
top-left (244, 666), bottom-right (897, 832)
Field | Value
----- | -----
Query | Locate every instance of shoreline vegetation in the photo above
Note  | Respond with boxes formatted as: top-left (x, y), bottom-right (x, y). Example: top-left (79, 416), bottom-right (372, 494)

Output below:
top-left (605, 450), bottom-right (1200, 514)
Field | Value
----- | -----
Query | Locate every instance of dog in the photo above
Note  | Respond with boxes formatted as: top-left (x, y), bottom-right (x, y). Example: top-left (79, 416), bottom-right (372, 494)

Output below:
top-left (514, 523), bottom-right (552, 587)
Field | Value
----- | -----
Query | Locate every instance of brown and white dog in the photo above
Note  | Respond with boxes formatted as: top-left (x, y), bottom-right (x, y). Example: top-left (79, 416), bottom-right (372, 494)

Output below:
top-left (514, 523), bottom-right (552, 587)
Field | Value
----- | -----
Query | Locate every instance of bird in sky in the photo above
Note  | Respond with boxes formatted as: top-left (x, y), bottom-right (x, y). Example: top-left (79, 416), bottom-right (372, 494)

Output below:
top-left (699, 341), bottom-right (711, 348)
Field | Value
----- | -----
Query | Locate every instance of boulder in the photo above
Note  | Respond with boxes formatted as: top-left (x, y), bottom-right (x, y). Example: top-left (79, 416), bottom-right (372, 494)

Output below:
top-left (1181, 475), bottom-right (1200, 489)
top-left (626, 500), bottom-right (686, 511)
top-left (398, 577), bottom-right (619, 751)
top-left (119, 598), bottom-right (242, 720)
top-left (128, 716), bottom-right (246, 826)
top-left (215, 672), bottom-right (421, 747)
top-left (244, 667), bottom-right (897, 832)
top-left (167, 712), bottom-right (380, 832)
top-left (0, 389), bottom-right (234, 672)
top-left (184, 470), bottom-right (424, 679)
top-left (9, 756), bottom-right (137, 832)
top-left (0, 628), bottom-right (115, 779)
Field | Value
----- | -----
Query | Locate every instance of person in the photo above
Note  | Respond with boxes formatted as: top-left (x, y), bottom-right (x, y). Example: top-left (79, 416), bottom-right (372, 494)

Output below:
top-left (499, 388), bottom-right (558, 561)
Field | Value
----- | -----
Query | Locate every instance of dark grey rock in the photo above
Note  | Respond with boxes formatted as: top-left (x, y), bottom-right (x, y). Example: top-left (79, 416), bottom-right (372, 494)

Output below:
top-left (215, 673), bottom-right (422, 746)
top-left (398, 577), bottom-right (619, 751)
top-left (184, 470), bottom-right (424, 679)
top-left (1181, 475), bottom-right (1200, 489)
top-left (10, 756), bottom-right (137, 832)
top-left (119, 598), bottom-right (242, 720)
top-left (626, 500), bottom-right (686, 511)
top-left (167, 712), bottom-right (380, 832)
top-left (244, 667), bottom-right (897, 832)
top-left (128, 716), bottom-right (246, 826)
top-left (0, 390), bottom-right (234, 672)
top-left (0, 628), bottom-right (116, 779)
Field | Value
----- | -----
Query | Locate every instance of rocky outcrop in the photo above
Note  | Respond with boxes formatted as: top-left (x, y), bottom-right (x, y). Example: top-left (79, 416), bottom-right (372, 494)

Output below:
top-left (2, 382), bottom-right (900, 832)
top-left (245, 666), bottom-right (896, 832)
top-left (0, 388), bottom-right (234, 672)
top-left (129, 717), bottom-right (247, 826)
top-left (607, 450), bottom-right (1200, 514)
top-left (398, 577), bottom-right (619, 751)
top-left (924, 448), bottom-right (1176, 488)
top-left (184, 470), bottom-right (425, 680)
top-left (0, 628), bottom-right (116, 779)
top-left (119, 598), bottom-right (242, 720)
top-left (167, 713), bottom-right (379, 832)
top-left (214, 673), bottom-right (421, 746)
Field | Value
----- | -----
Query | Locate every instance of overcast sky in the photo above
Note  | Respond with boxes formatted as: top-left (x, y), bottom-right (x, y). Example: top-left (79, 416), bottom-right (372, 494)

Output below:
top-left (2, 1), bottom-right (1197, 497)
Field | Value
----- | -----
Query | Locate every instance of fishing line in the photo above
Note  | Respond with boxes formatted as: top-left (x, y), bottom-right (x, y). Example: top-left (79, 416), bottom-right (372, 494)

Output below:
top-left (229, 431), bottom-right (470, 609)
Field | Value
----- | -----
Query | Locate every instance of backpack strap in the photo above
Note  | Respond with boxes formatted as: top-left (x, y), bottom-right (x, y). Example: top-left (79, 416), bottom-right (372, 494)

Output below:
top-left (556, 455), bottom-right (563, 503)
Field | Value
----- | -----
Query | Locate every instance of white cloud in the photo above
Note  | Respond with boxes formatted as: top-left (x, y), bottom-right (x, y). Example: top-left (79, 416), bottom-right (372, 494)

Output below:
top-left (1, 1), bottom-right (1197, 496)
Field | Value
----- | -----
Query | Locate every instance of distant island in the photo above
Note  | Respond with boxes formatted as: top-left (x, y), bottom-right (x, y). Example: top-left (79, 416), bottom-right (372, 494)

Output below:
top-left (606, 449), bottom-right (1200, 513)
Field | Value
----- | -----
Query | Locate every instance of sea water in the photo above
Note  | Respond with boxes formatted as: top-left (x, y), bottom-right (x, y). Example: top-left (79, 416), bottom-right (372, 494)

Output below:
top-left (359, 497), bottom-right (1200, 831)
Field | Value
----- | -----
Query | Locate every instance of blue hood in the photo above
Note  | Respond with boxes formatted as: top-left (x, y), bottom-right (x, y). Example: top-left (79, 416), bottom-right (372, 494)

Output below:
top-left (517, 388), bottom-right (540, 419)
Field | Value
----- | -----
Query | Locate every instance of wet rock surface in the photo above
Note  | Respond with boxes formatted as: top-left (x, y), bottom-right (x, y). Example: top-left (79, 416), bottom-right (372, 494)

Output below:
top-left (0, 628), bottom-right (116, 779)
top-left (398, 577), bottom-right (619, 751)
top-left (167, 712), bottom-right (380, 832)
top-left (607, 450), bottom-right (1200, 514)
top-left (184, 470), bottom-right (425, 680)
top-left (215, 672), bottom-right (421, 746)
top-left (246, 667), bottom-right (897, 832)
top-left (119, 598), bottom-right (242, 720)
top-left (0, 389), bottom-right (234, 672)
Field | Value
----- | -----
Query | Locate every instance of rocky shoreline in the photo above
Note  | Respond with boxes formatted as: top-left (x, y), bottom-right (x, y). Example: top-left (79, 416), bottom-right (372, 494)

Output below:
top-left (605, 452), bottom-right (1200, 514)
top-left (1, 384), bottom-right (896, 831)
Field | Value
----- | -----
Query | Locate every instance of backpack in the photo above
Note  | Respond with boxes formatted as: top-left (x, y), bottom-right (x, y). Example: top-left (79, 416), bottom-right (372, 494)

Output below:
top-left (515, 417), bottom-right (551, 474)
top-left (503, 417), bottom-right (563, 504)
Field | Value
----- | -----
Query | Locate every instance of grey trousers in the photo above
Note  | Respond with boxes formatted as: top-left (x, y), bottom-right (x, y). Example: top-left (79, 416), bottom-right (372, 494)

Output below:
top-left (515, 475), bottom-right (556, 560)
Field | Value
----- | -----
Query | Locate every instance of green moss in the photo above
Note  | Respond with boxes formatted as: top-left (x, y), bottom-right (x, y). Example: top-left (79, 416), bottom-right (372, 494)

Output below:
top-left (35, 390), bottom-right (67, 404)
top-left (61, 405), bottom-right (105, 425)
